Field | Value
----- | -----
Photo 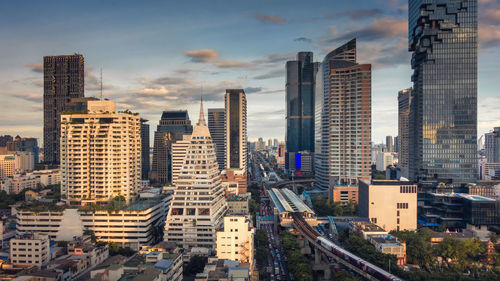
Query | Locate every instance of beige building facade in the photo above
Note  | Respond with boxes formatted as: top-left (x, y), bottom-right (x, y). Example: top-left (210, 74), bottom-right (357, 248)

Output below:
top-left (10, 232), bottom-right (50, 268)
top-left (359, 180), bottom-right (417, 232)
top-left (216, 215), bottom-right (254, 269)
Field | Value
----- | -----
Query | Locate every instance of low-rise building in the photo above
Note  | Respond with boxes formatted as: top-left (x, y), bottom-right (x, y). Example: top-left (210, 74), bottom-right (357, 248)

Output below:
top-left (195, 258), bottom-right (250, 281)
top-left (328, 185), bottom-right (358, 204)
top-left (348, 221), bottom-right (388, 239)
top-left (221, 169), bottom-right (247, 195)
top-left (31, 169), bottom-right (60, 187)
top-left (359, 180), bottom-right (417, 231)
top-left (10, 232), bottom-right (50, 268)
top-left (367, 235), bottom-right (406, 266)
top-left (2, 174), bottom-right (39, 194)
top-left (15, 195), bottom-right (168, 250)
top-left (216, 215), bottom-right (254, 270)
top-left (226, 194), bottom-right (249, 215)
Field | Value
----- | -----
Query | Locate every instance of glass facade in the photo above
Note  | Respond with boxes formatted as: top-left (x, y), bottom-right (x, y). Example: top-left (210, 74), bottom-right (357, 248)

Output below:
top-left (285, 52), bottom-right (319, 170)
top-left (229, 93), bottom-right (240, 168)
top-left (409, 0), bottom-right (478, 183)
top-left (225, 89), bottom-right (247, 170)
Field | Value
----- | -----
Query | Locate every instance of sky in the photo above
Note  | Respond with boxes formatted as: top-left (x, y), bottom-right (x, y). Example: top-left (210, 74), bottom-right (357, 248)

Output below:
top-left (1, 0), bottom-right (499, 146)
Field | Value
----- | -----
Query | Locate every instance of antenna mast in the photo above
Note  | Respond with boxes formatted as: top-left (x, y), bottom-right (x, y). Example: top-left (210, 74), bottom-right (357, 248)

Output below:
top-left (100, 68), bottom-right (103, 100)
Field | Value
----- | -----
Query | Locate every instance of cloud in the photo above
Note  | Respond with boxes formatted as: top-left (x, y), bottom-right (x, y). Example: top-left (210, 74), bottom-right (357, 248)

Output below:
top-left (184, 49), bottom-right (219, 62)
top-left (85, 66), bottom-right (115, 92)
top-left (479, 2), bottom-right (500, 48)
top-left (326, 17), bottom-right (407, 43)
top-left (26, 63), bottom-right (43, 73)
top-left (244, 87), bottom-right (262, 94)
top-left (254, 13), bottom-right (285, 24)
top-left (253, 69), bottom-right (284, 80)
top-left (13, 92), bottom-right (42, 103)
top-left (294, 37), bottom-right (312, 43)
top-left (213, 60), bottom-right (253, 69)
top-left (479, 24), bottom-right (500, 48)
top-left (325, 9), bottom-right (385, 20)
top-left (358, 37), bottom-right (410, 68)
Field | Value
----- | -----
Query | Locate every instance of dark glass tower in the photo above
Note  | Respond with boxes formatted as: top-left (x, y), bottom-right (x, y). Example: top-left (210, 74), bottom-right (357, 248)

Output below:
top-left (208, 108), bottom-right (226, 171)
top-left (285, 52), bottom-right (319, 171)
top-left (140, 119), bottom-right (150, 180)
top-left (151, 111), bottom-right (193, 185)
top-left (43, 54), bottom-right (85, 164)
top-left (225, 89), bottom-right (247, 170)
top-left (409, 0), bottom-right (477, 183)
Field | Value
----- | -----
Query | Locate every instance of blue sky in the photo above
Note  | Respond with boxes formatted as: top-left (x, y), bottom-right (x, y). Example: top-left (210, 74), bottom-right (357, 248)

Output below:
top-left (1, 0), bottom-right (499, 145)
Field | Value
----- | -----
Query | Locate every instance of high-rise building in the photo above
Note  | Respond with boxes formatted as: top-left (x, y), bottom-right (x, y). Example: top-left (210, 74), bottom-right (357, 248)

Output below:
top-left (164, 100), bottom-right (227, 251)
top-left (60, 100), bottom-right (141, 203)
top-left (314, 39), bottom-right (371, 189)
top-left (208, 108), bottom-right (225, 171)
top-left (394, 136), bottom-right (399, 153)
top-left (285, 52), bottom-right (319, 171)
top-left (43, 54), bottom-right (85, 164)
top-left (4, 136), bottom-right (40, 164)
top-left (273, 138), bottom-right (279, 147)
top-left (398, 88), bottom-right (412, 178)
top-left (171, 135), bottom-right (191, 185)
top-left (151, 111), bottom-right (193, 185)
top-left (267, 139), bottom-right (273, 148)
top-left (141, 119), bottom-right (150, 181)
top-left (485, 127), bottom-right (500, 163)
top-left (225, 89), bottom-right (247, 170)
top-left (0, 135), bottom-right (13, 147)
top-left (386, 136), bottom-right (393, 153)
top-left (408, 0), bottom-right (477, 183)
top-left (359, 180), bottom-right (417, 232)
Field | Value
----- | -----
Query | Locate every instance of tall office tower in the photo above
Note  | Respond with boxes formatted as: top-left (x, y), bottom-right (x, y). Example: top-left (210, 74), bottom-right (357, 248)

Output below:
top-left (398, 88), bottom-right (412, 178)
top-left (140, 119), bottom-right (150, 180)
top-left (394, 136), bottom-right (399, 153)
top-left (285, 52), bottom-right (319, 171)
top-left (314, 39), bottom-right (371, 189)
top-left (0, 135), bottom-right (13, 147)
top-left (208, 108), bottom-right (225, 171)
top-left (409, 0), bottom-right (477, 183)
top-left (273, 138), bottom-right (279, 147)
top-left (268, 139), bottom-right (273, 148)
top-left (151, 111), bottom-right (193, 185)
top-left (225, 89), bottom-right (247, 170)
top-left (164, 100), bottom-right (227, 251)
top-left (386, 136), bottom-right (393, 152)
top-left (43, 54), bottom-right (85, 164)
top-left (485, 127), bottom-right (500, 163)
top-left (60, 100), bottom-right (141, 203)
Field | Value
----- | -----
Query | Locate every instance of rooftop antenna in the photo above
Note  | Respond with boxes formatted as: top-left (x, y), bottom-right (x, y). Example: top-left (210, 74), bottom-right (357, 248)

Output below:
top-left (100, 68), bottom-right (103, 100)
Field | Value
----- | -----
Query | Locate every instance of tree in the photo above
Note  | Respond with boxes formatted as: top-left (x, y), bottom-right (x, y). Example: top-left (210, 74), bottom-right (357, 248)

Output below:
top-left (334, 271), bottom-right (358, 281)
top-left (184, 255), bottom-right (208, 276)
top-left (83, 229), bottom-right (97, 243)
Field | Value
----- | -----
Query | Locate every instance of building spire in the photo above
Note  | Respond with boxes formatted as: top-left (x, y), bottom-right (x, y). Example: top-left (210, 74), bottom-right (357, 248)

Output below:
top-left (197, 96), bottom-right (206, 126)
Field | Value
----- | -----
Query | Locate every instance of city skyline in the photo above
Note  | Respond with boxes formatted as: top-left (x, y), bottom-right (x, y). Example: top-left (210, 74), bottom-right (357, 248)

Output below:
top-left (1, 0), bottom-right (500, 145)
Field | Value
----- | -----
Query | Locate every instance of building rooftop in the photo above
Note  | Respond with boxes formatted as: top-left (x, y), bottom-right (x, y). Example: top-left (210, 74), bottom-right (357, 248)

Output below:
top-left (429, 193), bottom-right (496, 202)
top-left (154, 259), bottom-right (173, 271)
top-left (350, 221), bottom-right (387, 232)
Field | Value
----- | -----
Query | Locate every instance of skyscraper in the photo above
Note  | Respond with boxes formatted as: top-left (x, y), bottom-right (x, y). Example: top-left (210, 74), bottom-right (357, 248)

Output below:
top-left (485, 127), bottom-right (500, 163)
top-left (285, 52), bottom-right (319, 171)
top-left (394, 136), bottom-right (399, 153)
top-left (314, 39), bottom-right (371, 189)
top-left (386, 136), bottom-right (393, 153)
top-left (43, 54), bottom-right (85, 164)
top-left (151, 111), bottom-right (193, 185)
top-left (140, 119), bottom-right (150, 181)
top-left (60, 100), bottom-right (141, 203)
top-left (208, 108), bottom-right (225, 171)
top-left (409, 0), bottom-right (477, 183)
top-left (225, 89), bottom-right (247, 170)
top-left (164, 100), bottom-right (227, 251)
top-left (398, 88), bottom-right (412, 178)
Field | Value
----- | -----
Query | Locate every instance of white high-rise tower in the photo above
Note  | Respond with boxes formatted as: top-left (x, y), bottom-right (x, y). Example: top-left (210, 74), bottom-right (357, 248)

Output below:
top-left (164, 98), bottom-right (227, 251)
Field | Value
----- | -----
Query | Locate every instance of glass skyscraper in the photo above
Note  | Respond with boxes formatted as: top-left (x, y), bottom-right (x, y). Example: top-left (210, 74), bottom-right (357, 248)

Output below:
top-left (285, 52), bottom-right (319, 172)
top-left (408, 0), bottom-right (477, 183)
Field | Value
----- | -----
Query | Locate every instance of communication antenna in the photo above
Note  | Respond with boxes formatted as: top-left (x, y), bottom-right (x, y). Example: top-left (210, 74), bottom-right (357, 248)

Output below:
top-left (100, 68), bottom-right (103, 100)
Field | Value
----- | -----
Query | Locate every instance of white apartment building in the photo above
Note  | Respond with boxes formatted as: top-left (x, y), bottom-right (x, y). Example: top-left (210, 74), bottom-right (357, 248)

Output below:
top-left (10, 232), bottom-right (50, 268)
top-left (31, 169), bottom-right (61, 187)
top-left (60, 100), bottom-right (141, 203)
top-left (15, 195), bottom-right (168, 251)
top-left (2, 174), bottom-right (39, 194)
top-left (216, 215), bottom-right (254, 269)
top-left (376, 152), bottom-right (394, 171)
top-left (0, 152), bottom-right (34, 178)
top-left (164, 101), bottom-right (227, 252)
top-left (171, 134), bottom-right (191, 185)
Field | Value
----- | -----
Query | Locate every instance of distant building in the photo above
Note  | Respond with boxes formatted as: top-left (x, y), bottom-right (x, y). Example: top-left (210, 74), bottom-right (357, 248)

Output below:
top-left (2, 173), bottom-right (39, 194)
top-left (480, 162), bottom-right (500, 180)
top-left (60, 100), bottom-right (141, 203)
top-left (394, 136), bottom-right (399, 153)
top-left (359, 180), bottom-right (417, 231)
top-left (208, 108), bottom-right (226, 171)
top-left (221, 169), bottom-right (247, 195)
top-left (151, 111), bottom-right (193, 185)
top-left (43, 54), bottom-right (85, 164)
top-left (470, 181), bottom-right (499, 199)
top-left (141, 119), bottom-right (150, 181)
top-left (386, 136), bottom-right (393, 153)
top-left (315, 39), bottom-right (371, 188)
top-left (195, 258), bottom-right (251, 281)
top-left (4, 136), bottom-right (39, 164)
top-left (485, 127), bottom-right (500, 163)
top-left (171, 134), bottom-right (191, 185)
top-left (0, 152), bottom-right (34, 178)
top-left (10, 232), bottom-right (50, 268)
top-left (226, 194), bottom-right (250, 215)
top-left (398, 88), bottom-right (412, 178)
top-left (328, 185), bottom-right (358, 204)
top-left (376, 153), bottom-right (393, 171)
top-left (31, 169), bottom-right (60, 187)
top-left (368, 235), bottom-right (406, 266)
top-left (285, 52), bottom-right (318, 172)
top-left (0, 154), bottom-right (16, 178)
top-left (216, 215), bottom-right (254, 269)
